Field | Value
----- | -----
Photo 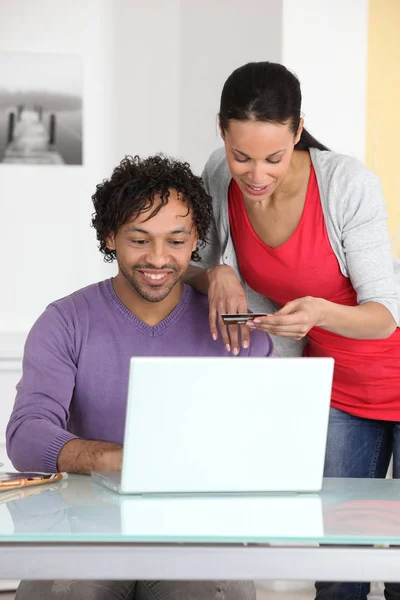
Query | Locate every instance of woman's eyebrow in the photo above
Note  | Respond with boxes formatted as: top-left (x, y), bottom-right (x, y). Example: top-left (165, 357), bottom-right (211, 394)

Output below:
top-left (232, 148), bottom-right (286, 158)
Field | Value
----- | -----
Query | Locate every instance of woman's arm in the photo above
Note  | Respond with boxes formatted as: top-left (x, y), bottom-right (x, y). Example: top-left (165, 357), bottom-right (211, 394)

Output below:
top-left (250, 296), bottom-right (396, 341)
top-left (319, 299), bottom-right (396, 339)
top-left (183, 265), bottom-right (211, 295)
top-left (184, 158), bottom-right (250, 351)
top-left (324, 162), bottom-right (398, 338)
top-left (340, 162), bottom-right (399, 325)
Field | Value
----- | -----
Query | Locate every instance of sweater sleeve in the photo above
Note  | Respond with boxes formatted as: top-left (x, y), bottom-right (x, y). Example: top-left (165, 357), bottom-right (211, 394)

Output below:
top-left (6, 304), bottom-right (79, 473)
top-left (339, 164), bottom-right (399, 325)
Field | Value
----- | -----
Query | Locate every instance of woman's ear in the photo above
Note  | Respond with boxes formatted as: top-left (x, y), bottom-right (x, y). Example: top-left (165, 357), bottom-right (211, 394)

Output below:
top-left (218, 114), bottom-right (225, 141)
top-left (295, 118), bottom-right (304, 145)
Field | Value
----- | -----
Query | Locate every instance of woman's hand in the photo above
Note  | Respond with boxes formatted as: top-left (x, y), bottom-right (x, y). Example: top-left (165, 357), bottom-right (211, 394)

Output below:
top-left (207, 265), bottom-right (249, 354)
top-left (247, 296), bottom-right (325, 341)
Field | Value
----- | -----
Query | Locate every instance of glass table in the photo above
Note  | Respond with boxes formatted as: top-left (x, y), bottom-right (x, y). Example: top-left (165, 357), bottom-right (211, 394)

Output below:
top-left (0, 475), bottom-right (399, 581)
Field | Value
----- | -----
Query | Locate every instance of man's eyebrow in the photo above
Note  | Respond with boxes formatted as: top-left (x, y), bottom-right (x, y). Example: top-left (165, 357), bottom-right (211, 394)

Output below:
top-left (126, 226), bottom-right (149, 234)
top-left (233, 148), bottom-right (286, 158)
top-left (126, 226), bottom-right (192, 235)
top-left (170, 227), bottom-right (192, 235)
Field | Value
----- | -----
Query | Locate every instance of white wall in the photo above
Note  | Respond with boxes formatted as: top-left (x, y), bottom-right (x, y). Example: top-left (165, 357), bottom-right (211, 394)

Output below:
top-left (112, 0), bottom-right (181, 160)
top-left (0, 0), bottom-right (118, 335)
top-left (112, 0), bottom-right (284, 175)
top-left (179, 0), bottom-right (283, 174)
top-left (282, 0), bottom-right (369, 162)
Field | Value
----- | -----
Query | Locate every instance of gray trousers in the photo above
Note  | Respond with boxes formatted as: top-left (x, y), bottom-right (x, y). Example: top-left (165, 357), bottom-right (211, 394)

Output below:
top-left (15, 579), bottom-right (256, 600)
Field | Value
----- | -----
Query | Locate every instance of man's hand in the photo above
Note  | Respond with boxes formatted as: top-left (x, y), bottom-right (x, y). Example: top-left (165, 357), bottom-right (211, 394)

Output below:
top-left (57, 439), bottom-right (123, 475)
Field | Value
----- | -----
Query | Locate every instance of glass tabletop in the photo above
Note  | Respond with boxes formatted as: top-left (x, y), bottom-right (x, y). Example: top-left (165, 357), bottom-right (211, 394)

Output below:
top-left (0, 475), bottom-right (400, 545)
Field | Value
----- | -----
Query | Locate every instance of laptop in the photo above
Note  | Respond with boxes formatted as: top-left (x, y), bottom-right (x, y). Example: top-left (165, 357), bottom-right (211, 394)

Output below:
top-left (92, 356), bottom-right (334, 494)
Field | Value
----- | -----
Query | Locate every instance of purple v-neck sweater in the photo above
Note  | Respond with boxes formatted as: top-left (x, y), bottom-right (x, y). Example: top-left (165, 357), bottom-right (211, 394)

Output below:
top-left (7, 280), bottom-right (273, 472)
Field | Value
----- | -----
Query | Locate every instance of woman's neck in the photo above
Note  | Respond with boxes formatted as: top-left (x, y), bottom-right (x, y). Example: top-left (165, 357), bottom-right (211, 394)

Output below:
top-left (271, 150), bottom-right (311, 204)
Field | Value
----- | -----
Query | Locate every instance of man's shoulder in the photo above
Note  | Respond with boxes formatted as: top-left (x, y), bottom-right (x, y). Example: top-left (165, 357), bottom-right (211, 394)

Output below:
top-left (49, 280), bottom-right (108, 313)
top-left (24, 280), bottom-right (111, 357)
top-left (35, 280), bottom-right (109, 335)
top-left (183, 285), bottom-right (210, 315)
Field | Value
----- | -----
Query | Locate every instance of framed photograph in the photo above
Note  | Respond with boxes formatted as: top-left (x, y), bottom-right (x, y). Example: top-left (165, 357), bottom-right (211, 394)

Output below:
top-left (0, 53), bottom-right (83, 165)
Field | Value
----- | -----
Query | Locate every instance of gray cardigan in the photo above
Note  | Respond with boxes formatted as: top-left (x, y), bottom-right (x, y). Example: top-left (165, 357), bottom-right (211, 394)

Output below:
top-left (195, 147), bottom-right (400, 357)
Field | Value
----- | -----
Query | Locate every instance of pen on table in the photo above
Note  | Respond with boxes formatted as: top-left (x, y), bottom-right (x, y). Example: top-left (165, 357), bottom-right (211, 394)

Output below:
top-left (0, 472), bottom-right (68, 489)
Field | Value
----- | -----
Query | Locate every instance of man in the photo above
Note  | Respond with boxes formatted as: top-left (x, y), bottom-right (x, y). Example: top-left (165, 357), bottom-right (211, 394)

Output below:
top-left (7, 155), bottom-right (272, 600)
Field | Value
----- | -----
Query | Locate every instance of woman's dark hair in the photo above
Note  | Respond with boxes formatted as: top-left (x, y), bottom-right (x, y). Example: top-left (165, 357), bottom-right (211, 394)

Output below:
top-left (91, 155), bottom-right (213, 263)
top-left (219, 61), bottom-right (328, 151)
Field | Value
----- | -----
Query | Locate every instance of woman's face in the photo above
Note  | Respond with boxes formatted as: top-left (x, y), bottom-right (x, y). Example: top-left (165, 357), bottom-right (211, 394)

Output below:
top-left (222, 118), bottom-right (302, 202)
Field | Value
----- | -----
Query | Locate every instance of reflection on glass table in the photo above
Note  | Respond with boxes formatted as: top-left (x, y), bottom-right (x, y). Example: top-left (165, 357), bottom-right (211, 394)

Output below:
top-left (0, 476), bottom-right (400, 545)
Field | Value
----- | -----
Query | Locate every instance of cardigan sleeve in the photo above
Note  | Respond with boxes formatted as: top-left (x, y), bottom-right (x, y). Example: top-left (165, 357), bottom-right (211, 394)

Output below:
top-left (338, 161), bottom-right (399, 325)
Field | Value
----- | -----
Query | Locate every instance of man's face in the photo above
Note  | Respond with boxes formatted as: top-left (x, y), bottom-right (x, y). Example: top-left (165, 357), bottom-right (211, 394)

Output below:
top-left (106, 190), bottom-right (198, 303)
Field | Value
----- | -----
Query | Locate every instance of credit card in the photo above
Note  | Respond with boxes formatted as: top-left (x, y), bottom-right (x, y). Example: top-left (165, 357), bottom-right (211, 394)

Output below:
top-left (221, 313), bottom-right (268, 325)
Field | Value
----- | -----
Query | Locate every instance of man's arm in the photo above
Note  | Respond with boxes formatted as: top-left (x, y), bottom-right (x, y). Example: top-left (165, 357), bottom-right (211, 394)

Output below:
top-left (57, 439), bottom-right (122, 475)
top-left (6, 304), bottom-right (120, 474)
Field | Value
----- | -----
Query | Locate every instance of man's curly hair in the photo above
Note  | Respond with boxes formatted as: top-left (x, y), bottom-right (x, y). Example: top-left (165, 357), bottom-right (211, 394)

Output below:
top-left (91, 155), bottom-right (213, 263)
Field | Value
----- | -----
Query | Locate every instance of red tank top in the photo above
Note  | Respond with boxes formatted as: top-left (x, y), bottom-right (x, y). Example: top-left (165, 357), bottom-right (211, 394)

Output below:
top-left (228, 166), bottom-right (400, 421)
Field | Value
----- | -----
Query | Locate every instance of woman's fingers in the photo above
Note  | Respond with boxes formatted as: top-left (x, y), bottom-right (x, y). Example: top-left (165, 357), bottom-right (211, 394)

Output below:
top-left (248, 321), bottom-right (307, 341)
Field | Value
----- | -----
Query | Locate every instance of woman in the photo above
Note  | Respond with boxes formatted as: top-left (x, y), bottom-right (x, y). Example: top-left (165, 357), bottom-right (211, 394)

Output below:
top-left (185, 61), bottom-right (400, 600)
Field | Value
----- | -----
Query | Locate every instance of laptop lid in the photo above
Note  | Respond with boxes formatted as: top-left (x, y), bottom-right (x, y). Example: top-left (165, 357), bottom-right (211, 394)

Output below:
top-left (120, 357), bottom-right (334, 494)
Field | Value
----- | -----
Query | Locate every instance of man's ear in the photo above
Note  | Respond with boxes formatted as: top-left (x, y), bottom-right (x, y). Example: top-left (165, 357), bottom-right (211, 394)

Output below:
top-left (191, 229), bottom-right (200, 253)
top-left (106, 233), bottom-right (116, 251)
